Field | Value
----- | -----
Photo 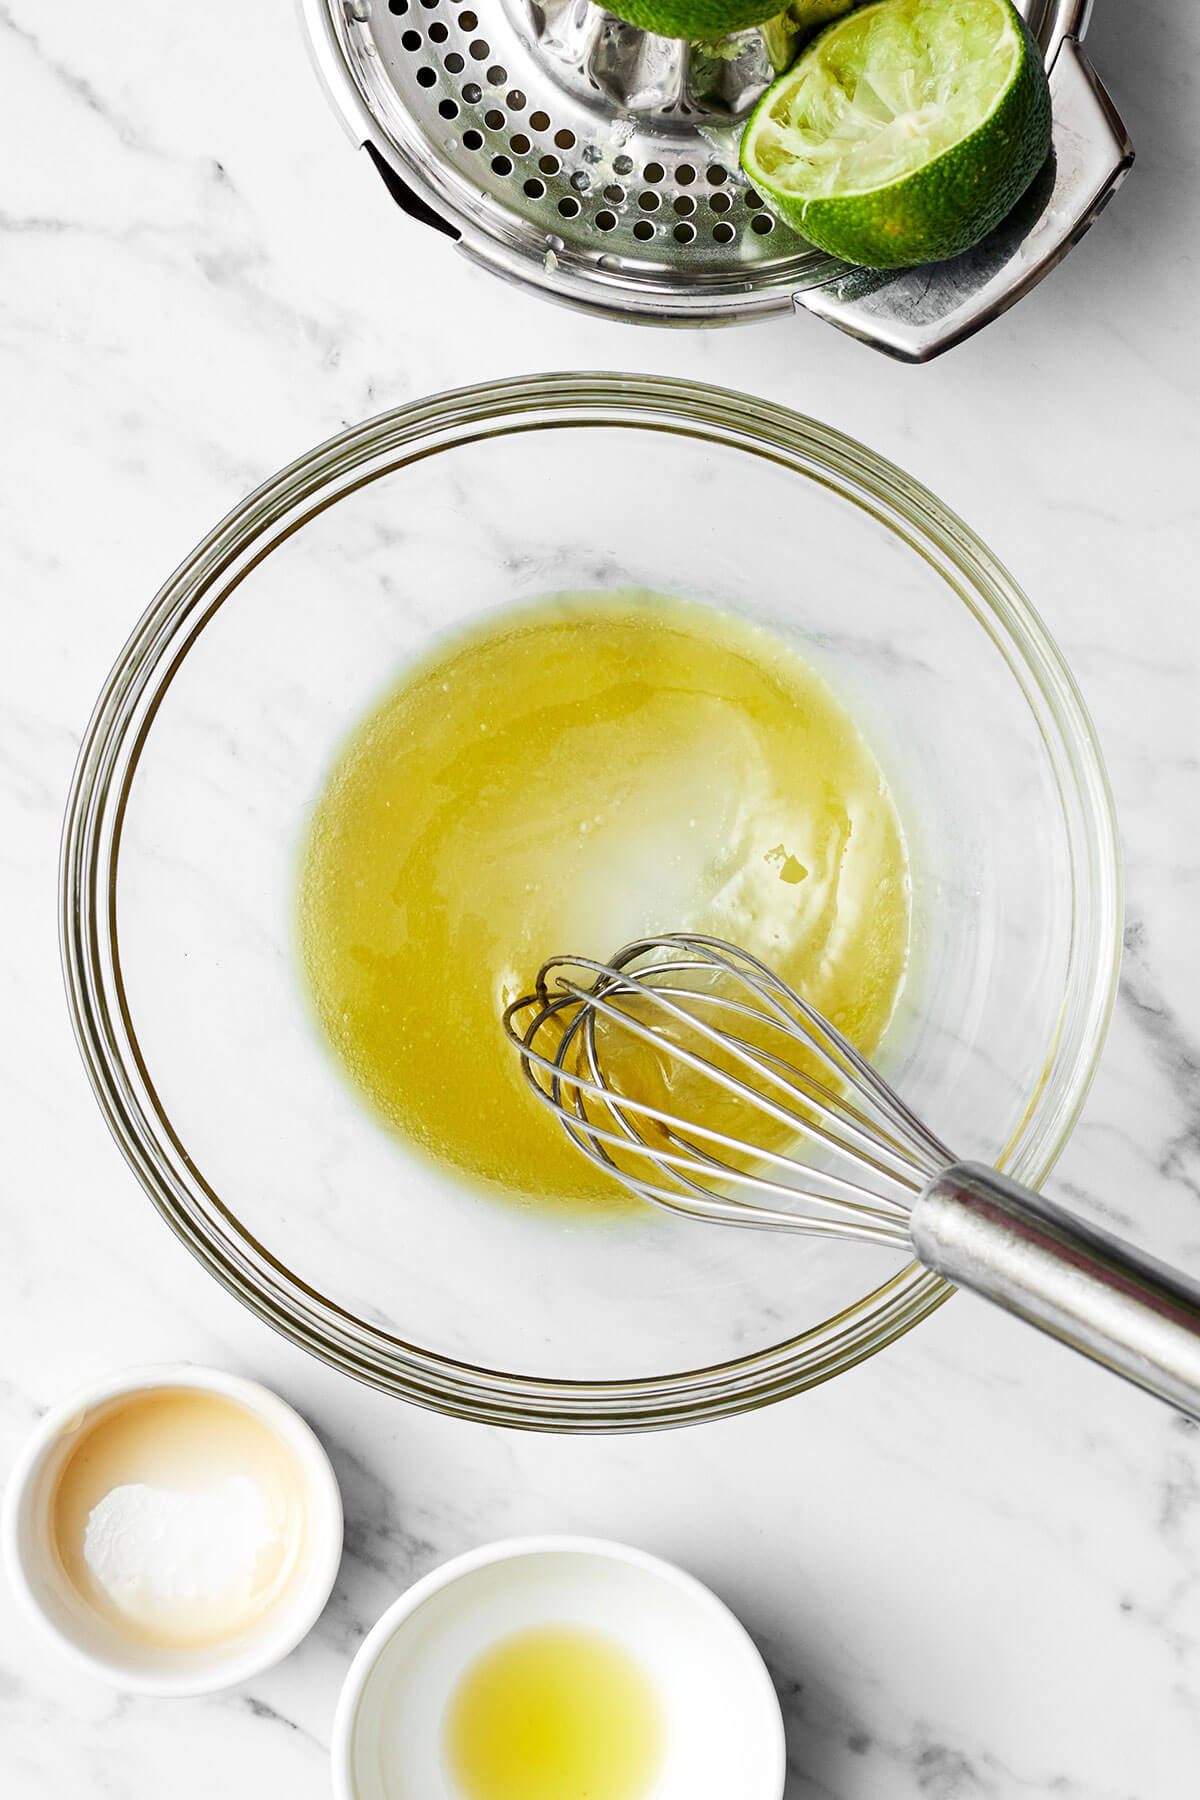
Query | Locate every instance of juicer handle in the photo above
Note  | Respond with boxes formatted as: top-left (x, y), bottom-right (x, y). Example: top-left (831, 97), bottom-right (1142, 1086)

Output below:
top-left (796, 38), bottom-right (1134, 362)
top-left (364, 143), bottom-right (462, 241)
top-left (910, 1163), bottom-right (1200, 1421)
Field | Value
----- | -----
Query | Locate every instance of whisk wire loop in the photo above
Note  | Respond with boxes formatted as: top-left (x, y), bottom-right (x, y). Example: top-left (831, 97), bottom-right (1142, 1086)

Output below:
top-left (503, 933), bottom-right (953, 1246)
top-left (507, 978), bottom-right (916, 1207)
top-left (580, 965), bottom-right (929, 1181)
top-left (621, 935), bottom-right (953, 1173)
top-left (550, 969), bottom-right (924, 1195)
top-left (541, 1012), bottom-right (913, 1247)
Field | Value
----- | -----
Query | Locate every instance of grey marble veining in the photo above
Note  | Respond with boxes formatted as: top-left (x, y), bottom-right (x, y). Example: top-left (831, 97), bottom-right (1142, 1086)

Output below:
top-left (2, 0), bottom-right (1200, 1793)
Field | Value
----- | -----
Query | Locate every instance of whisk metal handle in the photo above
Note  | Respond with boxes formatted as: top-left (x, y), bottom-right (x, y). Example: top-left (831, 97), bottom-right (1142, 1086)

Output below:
top-left (911, 1163), bottom-right (1200, 1421)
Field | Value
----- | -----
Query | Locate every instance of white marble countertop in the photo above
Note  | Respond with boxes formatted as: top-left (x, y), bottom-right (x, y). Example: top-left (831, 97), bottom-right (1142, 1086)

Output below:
top-left (3, 0), bottom-right (1199, 1793)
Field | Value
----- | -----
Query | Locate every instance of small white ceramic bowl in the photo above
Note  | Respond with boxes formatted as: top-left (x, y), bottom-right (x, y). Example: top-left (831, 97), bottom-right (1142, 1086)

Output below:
top-left (2, 1363), bottom-right (343, 1695)
top-left (334, 1535), bottom-right (786, 1800)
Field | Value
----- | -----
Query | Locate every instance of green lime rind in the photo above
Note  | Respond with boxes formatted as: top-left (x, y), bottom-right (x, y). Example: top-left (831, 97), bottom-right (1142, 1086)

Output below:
top-left (740, 0), bottom-right (1052, 269)
top-left (785, 0), bottom-right (866, 43)
top-left (603, 0), bottom-right (785, 38)
top-left (598, 0), bottom-right (860, 48)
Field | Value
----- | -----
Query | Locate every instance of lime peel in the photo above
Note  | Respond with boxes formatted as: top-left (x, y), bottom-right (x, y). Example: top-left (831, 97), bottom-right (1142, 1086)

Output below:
top-left (600, 0), bottom-right (789, 40)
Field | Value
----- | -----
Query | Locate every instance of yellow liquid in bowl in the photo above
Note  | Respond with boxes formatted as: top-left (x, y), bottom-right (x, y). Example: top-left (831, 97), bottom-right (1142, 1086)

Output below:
top-left (446, 1625), bottom-right (662, 1800)
top-left (298, 592), bottom-right (910, 1206)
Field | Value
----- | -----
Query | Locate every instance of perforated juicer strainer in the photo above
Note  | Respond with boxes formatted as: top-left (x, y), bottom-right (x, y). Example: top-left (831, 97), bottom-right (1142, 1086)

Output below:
top-left (301, 0), bottom-right (1131, 359)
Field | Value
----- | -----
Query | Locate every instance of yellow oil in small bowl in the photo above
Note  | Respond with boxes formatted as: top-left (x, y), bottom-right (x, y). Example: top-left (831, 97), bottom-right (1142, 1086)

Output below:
top-left (445, 1624), bottom-right (663, 1800)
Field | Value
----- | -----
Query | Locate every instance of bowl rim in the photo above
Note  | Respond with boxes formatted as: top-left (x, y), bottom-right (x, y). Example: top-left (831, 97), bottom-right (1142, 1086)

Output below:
top-left (59, 371), bottom-right (1123, 1432)
top-left (1, 1362), bottom-right (344, 1695)
top-left (329, 1533), bottom-right (787, 1800)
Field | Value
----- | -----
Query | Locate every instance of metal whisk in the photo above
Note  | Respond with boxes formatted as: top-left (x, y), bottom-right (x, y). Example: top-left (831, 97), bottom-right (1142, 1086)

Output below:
top-left (504, 934), bottom-right (1200, 1420)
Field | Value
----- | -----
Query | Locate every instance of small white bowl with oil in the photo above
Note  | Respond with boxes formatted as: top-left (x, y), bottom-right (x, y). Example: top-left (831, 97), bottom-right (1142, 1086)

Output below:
top-left (2, 1363), bottom-right (343, 1695)
top-left (334, 1536), bottom-right (785, 1800)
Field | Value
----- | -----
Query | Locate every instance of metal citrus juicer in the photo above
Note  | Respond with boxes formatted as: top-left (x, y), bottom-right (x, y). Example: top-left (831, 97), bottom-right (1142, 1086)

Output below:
top-left (300, 0), bottom-right (1131, 360)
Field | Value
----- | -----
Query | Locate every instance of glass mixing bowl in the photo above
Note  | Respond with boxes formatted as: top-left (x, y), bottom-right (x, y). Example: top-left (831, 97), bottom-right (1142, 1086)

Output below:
top-left (61, 375), bottom-right (1121, 1431)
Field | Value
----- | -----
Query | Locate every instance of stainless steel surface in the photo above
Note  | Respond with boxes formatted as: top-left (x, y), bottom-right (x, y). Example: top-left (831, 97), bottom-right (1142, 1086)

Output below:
top-left (511, 0), bottom-right (798, 120)
top-left (301, 0), bottom-right (832, 319)
top-left (912, 1165), bottom-right (1200, 1419)
top-left (505, 934), bottom-right (1200, 1418)
top-left (299, 0), bottom-right (1130, 349)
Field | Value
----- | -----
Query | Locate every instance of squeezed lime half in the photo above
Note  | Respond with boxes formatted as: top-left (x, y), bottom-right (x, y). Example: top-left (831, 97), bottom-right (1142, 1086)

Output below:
top-left (740, 0), bottom-right (1052, 267)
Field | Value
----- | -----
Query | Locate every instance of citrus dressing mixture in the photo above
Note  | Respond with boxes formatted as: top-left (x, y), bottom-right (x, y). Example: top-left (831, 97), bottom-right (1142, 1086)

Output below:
top-left (298, 591), bottom-right (910, 1206)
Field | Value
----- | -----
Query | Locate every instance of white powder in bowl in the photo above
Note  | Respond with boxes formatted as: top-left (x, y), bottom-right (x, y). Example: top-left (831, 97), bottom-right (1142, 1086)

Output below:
top-left (51, 1387), bottom-right (308, 1651)
top-left (83, 1475), bottom-right (278, 1611)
